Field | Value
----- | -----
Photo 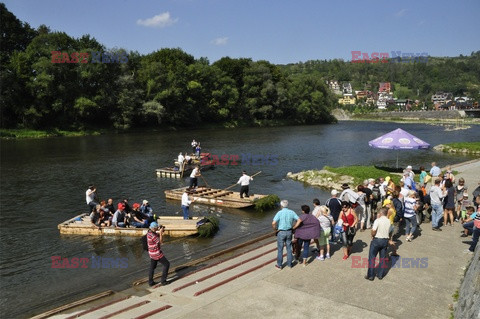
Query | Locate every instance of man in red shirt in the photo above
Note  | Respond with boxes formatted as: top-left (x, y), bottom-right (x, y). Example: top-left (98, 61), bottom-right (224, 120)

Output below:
top-left (147, 222), bottom-right (170, 286)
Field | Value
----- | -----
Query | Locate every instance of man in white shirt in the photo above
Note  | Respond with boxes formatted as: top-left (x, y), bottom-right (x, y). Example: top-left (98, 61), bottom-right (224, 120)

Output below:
top-left (181, 189), bottom-right (192, 219)
top-left (86, 185), bottom-right (98, 213)
top-left (237, 171), bottom-right (253, 198)
top-left (177, 152), bottom-right (185, 171)
top-left (365, 207), bottom-right (391, 281)
top-left (189, 166), bottom-right (201, 188)
top-left (191, 139), bottom-right (198, 153)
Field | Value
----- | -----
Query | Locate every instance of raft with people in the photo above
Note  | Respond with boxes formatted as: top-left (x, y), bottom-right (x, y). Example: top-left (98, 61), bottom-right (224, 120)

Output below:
top-left (58, 214), bottom-right (204, 237)
top-left (156, 152), bottom-right (215, 178)
top-left (164, 186), bottom-right (269, 209)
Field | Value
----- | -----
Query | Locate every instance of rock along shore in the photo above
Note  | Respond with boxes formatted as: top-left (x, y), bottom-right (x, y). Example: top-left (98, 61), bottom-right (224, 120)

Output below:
top-left (286, 169), bottom-right (354, 191)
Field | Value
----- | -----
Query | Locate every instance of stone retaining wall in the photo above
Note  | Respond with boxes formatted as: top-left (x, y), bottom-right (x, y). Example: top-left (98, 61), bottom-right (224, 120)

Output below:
top-left (358, 110), bottom-right (465, 120)
top-left (454, 246), bottom-right (480, 319)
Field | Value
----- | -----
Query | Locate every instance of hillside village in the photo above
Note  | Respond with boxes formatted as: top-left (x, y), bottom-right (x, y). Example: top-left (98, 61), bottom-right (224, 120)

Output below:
top-left (329, 80), bottom-right (478, 110)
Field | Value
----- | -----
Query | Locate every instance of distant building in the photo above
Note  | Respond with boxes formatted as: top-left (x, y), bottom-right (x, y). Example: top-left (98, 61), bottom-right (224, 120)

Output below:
top-left (379, 82), bottom-right (391, 93)
top-left (395, 99), bottom-right (414, 110)
top-left (338, 94), bottom-right (356, 105)
top-left (355, 90), bottom-right (367, 99)
top-left (431, 92), bottom-right (453, 105)
top-left (454, 96), bottom-right (471, 103)
top-left (356, 90), bottom-right (376, 106)
top-left (342, 82), bottom-right (353, 94)
top-left (328, 80), bottom-right (342, 95)
top-left (377, 92), bottom-right (393, 109)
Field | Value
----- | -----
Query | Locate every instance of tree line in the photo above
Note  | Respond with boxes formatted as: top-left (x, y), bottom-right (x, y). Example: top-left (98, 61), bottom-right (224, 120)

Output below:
top-left (1, 3), bottom-right (479, 131)
top-left (0, 4), bottom-right (337, 130)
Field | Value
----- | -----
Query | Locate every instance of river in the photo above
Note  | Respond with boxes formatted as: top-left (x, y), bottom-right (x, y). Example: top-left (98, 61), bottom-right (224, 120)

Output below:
top-left (0, 121), bottom-right (479, 317)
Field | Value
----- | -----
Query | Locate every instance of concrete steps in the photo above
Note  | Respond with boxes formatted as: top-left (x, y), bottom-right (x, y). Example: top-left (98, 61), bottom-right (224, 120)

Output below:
top-left (50, 239), bottom-right (289, 319)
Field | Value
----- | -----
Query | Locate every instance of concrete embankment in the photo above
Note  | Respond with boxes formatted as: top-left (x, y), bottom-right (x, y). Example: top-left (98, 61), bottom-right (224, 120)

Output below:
top-left (331, 108), bottom-right (480, 123)
top-left (33, 160), bottom-right (480, 319)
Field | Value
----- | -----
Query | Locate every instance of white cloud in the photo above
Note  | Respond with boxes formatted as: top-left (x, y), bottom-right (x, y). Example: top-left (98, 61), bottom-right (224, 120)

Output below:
top-left (137, 12), bottom-right (178, 28)
top-left (211, 37), bottom-right (229, 46)
top-left (395, 9), bottom-right (407, 17)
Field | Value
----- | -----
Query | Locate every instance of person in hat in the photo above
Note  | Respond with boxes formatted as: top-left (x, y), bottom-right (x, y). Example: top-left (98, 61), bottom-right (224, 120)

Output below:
top-left (461, 206), bottom-right (476, 237)
top-left (459, 193), bottom-right (473, 222)
top-left (325, 189), bottom-right (342, 241)
top-left (140, 200), bottom-right (154, 223)
top-left (237, 171), bottom-right (253, 198)
top-left (406, 165), bottom-right (415, 180)
top-left (339, 183), bottom-right (359, 206)
top-left (112, 203), bottom-right (127, 228)
top-left (128, 203), bottom-right (149, 228)
top-left (146, 222), bottom-right (170, 287)
top-left (181, 188), bottom-right (193, 219)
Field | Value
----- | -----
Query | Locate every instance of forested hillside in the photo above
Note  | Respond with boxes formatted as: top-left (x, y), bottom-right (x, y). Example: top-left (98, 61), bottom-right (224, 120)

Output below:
top-left (0, 4), bottom-right (336, 130)
top-left (1, 3), bottom-right (479, 132)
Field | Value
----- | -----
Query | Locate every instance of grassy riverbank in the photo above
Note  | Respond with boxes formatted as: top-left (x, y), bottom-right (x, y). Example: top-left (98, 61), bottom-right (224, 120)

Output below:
top-left (287, 165), bottom-right (401, 190)
top-left (324, 165), bottom-right (401, 185)
top-left (0, 119), bottom-right (336, 139)
top-left (0, 128), bottom-right (102, 139)
top-left (434, 142), bottom-right (480, 155)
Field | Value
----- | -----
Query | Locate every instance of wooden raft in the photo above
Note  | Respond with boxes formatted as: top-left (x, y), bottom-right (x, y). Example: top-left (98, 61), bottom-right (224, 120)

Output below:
top-left (58, 214), bottom-right (200, 237)
top-left (164, 186), bottom-right (267, 209)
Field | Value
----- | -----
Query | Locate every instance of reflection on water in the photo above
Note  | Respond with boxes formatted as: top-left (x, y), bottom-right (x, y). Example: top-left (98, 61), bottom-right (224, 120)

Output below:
top-left (1, 121), bottom-right (479, 317)
top-left (240, 218), bottom-right (251, 232)
top-left (182, 242), bottom-right (193, 260)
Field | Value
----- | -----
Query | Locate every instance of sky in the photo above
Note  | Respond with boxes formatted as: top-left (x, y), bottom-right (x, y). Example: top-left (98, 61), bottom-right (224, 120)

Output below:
top-left (3, 0), bottom-right (480, 64)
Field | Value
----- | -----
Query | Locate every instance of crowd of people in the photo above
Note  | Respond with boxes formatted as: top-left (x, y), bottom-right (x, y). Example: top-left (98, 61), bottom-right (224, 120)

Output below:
top-left (272, 162), bottom-right (480, 279)
top-left (85, 185), bottom-right (154, 229)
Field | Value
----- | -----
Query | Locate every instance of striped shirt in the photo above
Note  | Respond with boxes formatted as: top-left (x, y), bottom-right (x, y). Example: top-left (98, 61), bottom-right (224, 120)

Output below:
top-left (404, 197), bottom-right (416, 218)
top-left (147, 231), bottom-right (164, 260)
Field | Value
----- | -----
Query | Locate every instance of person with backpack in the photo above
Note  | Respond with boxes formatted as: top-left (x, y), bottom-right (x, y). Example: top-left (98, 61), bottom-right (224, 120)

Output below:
top-left (370, 180), bottom-right (382, 216)
top-left (392, 191), bottom-right (404, 241)
top-left (326, 189), bottom-right (342, 241)
top-left (146, 222), bottom-right (170, 287)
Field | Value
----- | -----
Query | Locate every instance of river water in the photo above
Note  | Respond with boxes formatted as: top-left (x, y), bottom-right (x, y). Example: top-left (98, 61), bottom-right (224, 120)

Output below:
top-left (1, 121), bottom-right (479, 317)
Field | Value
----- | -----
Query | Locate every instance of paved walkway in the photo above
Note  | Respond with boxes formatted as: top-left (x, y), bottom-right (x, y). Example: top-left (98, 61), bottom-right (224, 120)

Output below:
top-left (43, 160), bottom-right (480, 319)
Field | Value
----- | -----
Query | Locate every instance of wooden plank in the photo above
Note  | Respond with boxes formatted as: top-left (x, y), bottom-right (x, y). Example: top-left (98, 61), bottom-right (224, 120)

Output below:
top-left (209, 191), bottom-right (234, 198)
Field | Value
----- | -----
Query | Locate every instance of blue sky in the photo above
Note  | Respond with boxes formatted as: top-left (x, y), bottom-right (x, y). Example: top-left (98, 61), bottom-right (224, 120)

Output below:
top-left (4, 0), bottom-right (480, 64)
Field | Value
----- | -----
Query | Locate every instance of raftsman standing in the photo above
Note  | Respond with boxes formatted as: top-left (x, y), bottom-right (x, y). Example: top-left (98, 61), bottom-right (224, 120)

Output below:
top-left (237, 171), bottom-right (253, 198)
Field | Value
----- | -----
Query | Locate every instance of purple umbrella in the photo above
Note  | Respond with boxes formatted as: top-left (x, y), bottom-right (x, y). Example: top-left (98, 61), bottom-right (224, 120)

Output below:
top-left (369, 128), bottom-right (430, 167)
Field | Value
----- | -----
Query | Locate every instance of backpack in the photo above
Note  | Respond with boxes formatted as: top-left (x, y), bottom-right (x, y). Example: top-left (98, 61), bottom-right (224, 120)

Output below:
top-left (372, 184), bottom-right (381, 201)
top-left (141, 234), bottom-right (148, 251)
top-left (393, 198), bottom-right (404, 222)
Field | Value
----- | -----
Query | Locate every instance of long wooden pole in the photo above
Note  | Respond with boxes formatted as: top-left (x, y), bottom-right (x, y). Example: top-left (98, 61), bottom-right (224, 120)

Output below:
top-left (200, 174), bottom-right (210, 188)
top-left (222, 171), bottom-right (262, 191)
top-left (180, 159), bottom-right (186, 179)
